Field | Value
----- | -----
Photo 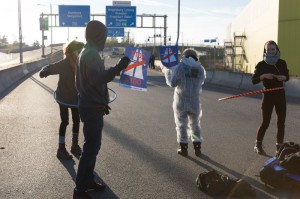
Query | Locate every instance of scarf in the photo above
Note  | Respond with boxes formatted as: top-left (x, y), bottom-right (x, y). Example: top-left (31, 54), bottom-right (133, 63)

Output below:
top-left (263, 51), bottom-right (280, 65)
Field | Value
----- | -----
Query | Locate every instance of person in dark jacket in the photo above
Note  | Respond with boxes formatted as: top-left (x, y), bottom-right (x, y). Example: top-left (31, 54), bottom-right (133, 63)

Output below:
top-left (252, 40), bottom-right (289, 155)
top-left (39, 40), bottom-right (84, 160)
top-left (73, 20), bottom-right (131, 199)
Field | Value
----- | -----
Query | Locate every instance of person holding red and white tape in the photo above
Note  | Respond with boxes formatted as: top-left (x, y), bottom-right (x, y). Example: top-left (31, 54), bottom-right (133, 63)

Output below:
top-left (252, 40), bottom-right (289, 155)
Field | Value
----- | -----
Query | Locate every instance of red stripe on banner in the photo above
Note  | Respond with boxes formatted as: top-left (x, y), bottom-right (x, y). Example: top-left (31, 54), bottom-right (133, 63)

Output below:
top-left (162, 52), bottom-right (176, 60)
top-left (125, 60), bottom-right (146, 72)
top-left (218, 87), bottom-right (284, 101)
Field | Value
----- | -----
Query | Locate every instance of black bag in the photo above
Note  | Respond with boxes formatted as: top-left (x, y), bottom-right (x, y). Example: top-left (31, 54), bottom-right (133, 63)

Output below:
top-left (276, 142), bottom-right (300, 161)
top-left (280, 151), bottom-right (300, 175)
top-left (196, 170), bottom-right (255, 197)
top-left (260, 158), bottom-right (288, 189)
top-left (260, 157), bottom-right (300, 190)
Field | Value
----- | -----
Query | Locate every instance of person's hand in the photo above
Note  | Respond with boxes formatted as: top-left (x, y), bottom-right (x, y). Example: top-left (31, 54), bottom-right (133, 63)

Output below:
top-left (116, 56), bottom-right (131, 71)
top-left (104, 105), bottom-right (111, 115)
top-left (39, 70), bottom-right (48, 78)
top-left (260, 73), bottom-right (274, 80)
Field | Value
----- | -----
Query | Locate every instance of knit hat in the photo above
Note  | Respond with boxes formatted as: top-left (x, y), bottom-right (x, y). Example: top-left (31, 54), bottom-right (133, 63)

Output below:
top-left (85, 20), bottom-right (107, 51)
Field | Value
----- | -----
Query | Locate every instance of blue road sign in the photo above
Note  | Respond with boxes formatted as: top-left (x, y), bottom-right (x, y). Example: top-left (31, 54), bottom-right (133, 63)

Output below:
top-left (106, 6), bottom-right (136, 27)
top-left (107, 28), bottom-right (125, 37)
top-left (59, 5), bottom-right (90, 27)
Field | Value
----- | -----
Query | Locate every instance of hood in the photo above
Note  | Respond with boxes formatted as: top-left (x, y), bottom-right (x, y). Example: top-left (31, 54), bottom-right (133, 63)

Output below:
top-left (85, 20), bottom-right (107, 51)
top-left (181, 56), bottom-right (201, 68)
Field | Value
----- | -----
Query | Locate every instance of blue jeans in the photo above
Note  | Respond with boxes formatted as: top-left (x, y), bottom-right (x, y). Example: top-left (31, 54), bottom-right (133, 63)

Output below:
top-left (75, 109), bottom-right (104, 192)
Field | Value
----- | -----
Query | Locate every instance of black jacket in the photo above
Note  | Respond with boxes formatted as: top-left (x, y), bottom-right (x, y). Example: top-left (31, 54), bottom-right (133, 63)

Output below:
top-left (42, 58), bottom-right (78, 106)
top-left (252, 59), bottom-right (289, 89)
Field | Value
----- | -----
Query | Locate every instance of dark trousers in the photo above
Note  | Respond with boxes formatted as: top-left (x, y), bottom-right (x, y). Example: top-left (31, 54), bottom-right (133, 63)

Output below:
top-left (256, 91), bottom-right (286, 143)
top-left (59, 104), bottom-right (80, 137)
top-left (75, 109), bottom-right (104, 192)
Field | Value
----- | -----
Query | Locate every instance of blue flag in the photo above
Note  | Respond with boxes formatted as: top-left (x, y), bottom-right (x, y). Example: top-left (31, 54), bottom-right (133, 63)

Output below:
top-left (159, 46), bottom-right (179, 68)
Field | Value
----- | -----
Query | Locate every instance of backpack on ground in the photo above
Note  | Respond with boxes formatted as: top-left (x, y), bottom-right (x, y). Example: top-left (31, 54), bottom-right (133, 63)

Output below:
top-left (260, 157), bottom-right (300, 190)
top-left (276, 141), bottom-right (300, 161)
top-left (280, 151), bottom-right (300, 175)
top-left (196, 170), bottom-right (256, 198)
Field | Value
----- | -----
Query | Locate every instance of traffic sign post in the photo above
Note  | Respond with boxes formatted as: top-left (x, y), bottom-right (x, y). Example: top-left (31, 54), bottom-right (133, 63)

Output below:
top-left (106, 6), bottom-right (136, 27)
top-left (59, 5), bottom-right (90, 27)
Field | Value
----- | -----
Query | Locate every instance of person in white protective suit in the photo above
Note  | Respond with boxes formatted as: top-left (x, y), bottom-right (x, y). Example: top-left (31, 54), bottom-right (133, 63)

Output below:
top-left (164, 48), bottom-right (206, 157)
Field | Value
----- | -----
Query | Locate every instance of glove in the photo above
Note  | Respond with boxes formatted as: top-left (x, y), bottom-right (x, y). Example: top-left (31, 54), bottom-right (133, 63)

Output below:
top-left (39, 70), bottom-right (48, 78)
top-left (104, 105), bottom-right (111, 115)
top-left (116, 56), bottom-right (131, 71)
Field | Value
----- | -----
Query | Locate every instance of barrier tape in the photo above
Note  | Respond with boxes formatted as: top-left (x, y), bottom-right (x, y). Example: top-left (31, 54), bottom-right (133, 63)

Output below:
top-left (218, 87), bottom-right (284, 101)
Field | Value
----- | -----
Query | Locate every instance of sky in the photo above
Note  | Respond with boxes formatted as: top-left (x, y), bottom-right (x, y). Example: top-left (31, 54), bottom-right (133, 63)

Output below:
top-left (0, 0), bottom-right (251, 47)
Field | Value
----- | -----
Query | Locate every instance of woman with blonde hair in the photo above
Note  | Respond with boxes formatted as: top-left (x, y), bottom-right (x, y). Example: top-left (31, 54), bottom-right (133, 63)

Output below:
top-left (39, 40), bottom-right (84, 159)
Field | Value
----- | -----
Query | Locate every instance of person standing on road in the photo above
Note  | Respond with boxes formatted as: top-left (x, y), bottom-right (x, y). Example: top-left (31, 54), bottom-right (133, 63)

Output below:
top-left (252, 40), bottom-right (289, 155)
top-left (39, 40), bottom-right (84, 160)
top-left (73, 20), bottom-right (131, 199)
top-left (164, 48), bottom-right (206, 157)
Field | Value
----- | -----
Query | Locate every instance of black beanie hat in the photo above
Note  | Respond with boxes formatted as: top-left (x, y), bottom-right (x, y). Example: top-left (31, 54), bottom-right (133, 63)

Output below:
top-left (85, 20), bottom-right (107, 51)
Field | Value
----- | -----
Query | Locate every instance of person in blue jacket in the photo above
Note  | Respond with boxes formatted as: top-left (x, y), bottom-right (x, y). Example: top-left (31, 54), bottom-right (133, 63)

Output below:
top-left (252, 40), bottom-right (289, 155)
top-left (39, 40), bottom-right (84, 160)
top-left (73, 20), bottom-right (131, 199)
top-left (164, 48), bottom-right (206, 157)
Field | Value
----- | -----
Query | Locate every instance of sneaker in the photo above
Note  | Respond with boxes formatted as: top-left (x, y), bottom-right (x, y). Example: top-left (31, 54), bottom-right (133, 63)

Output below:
top-left (254, 144), bottom-right (266, 155)
top-left (57, 148), bottom-right (73, 160)
top-left (71, 144), bottom-right (82, 156)
top-left (73, 190), bottom-right (91, 199)
top-left (88, 181), bottom-right (106, 192)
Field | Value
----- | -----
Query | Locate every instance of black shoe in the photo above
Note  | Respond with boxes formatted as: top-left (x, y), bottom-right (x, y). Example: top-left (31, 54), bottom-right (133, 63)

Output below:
top-left (254, 143), bottom-right (266, 155)
top-left (73, 190), bottom-right (91, 199)
top-left (88, 181), bottom-right (106, 191)
top-left (193, 142), bottom-right (201, 157)
top-left (177, 143), bottom-right (188, 156)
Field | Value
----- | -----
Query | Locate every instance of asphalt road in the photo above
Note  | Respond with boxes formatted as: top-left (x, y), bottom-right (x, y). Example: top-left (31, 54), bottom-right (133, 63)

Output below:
top-left (0, 55), bottom-right (300, 199)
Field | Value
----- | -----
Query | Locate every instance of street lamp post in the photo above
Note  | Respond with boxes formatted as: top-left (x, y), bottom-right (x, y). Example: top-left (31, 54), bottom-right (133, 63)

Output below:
top-left (50, 4), bottom-right (52, 55)
top-left (18, 0), bottom-right (23, 63)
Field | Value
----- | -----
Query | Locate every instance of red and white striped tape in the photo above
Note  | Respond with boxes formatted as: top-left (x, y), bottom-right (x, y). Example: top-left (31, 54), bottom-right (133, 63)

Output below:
top-left (218, 87), bottom-right (284, 101)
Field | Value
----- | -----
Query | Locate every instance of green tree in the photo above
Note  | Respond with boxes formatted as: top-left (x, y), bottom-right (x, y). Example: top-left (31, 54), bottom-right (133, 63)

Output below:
top-left (0, 35), bottom-right (8, 47)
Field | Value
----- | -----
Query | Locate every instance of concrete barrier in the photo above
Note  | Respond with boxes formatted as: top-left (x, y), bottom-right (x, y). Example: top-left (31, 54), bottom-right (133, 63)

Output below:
top-left (210, 70), bottom-right (243, 88)
top-left (0, 52), bottom-right (62, 96)
top-left (0, 59), bottom-right (50, 95)
top-left (284, 77), bottom-right (300, 98)
top-left (239, 73), bottom-right (263, 91)
top-left (205, 70), bottom-right (214, 83)
top-left (2, 57), bottom-right (299, 99)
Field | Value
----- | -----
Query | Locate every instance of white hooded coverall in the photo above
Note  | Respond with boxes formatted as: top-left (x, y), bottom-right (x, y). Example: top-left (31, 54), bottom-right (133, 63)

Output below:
top-left (165, 56), bottom-right (206, 143)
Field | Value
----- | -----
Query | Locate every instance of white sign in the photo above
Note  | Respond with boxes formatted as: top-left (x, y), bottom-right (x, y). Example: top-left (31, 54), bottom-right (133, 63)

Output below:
top-left (113, 1), bottom-right (131, 6)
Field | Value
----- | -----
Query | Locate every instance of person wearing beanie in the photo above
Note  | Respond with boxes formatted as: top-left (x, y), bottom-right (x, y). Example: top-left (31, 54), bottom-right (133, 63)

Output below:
top-left (252, 40), bottom-right (289, 155)
top-left (164, 48), bottom-right (206, 157)
top-left (39, 40), bottom-right (84, 160)
top-left (73, 20), bottom-right (131, 199)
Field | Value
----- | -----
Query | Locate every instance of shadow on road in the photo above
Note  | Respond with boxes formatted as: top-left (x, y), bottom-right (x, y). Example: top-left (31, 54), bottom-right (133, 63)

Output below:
top-left (59, 155), bottom-right (120, 198)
